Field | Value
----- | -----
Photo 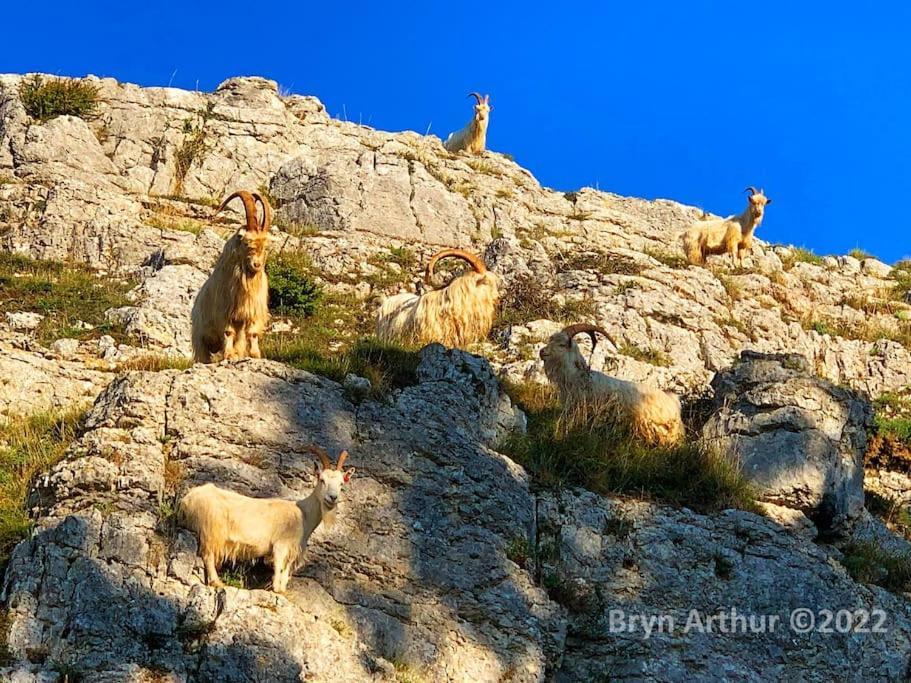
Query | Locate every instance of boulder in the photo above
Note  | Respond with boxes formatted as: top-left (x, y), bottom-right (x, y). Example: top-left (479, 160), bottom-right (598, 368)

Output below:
top-left (703, 351), bottom-right (872, 532)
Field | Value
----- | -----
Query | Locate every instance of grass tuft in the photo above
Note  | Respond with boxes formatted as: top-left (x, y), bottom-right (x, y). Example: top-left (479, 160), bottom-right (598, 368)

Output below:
top-left (492, 274), bottom-right (597, 336)
top-left (0, 252), bottom-right (135, 345)
top-left (500, 381), bottom-right (756, 512)
top-left (617, 343), bottom-right (671, 367)
top-left (0, 408), bottom-right (86, 571)
top-left (19, 75), bottom-right (100, 122)
top-left (841, 541), bottom-right (911, 593)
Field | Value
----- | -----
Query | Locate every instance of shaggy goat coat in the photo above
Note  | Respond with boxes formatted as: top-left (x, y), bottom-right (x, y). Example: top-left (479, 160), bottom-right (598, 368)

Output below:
top-left (191, 191), bottom-right (271, 363)
top-left (443, 93), bottom-right (491, 154)
top-left (178, 449), bottom-right (353, 593)
top-left (681, 188), bottom-right (771, 267)
top-left (540, 326), bottom-right (685, 447)
top-left (375, 249), bottom-right (499, 348)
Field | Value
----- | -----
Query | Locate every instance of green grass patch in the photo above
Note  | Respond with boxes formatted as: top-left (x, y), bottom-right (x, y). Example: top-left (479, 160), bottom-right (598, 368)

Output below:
top-left (782, 246), bottom-right (825, 269)
top-left (644, 248), bottom-right (689, 270)
top-left (19, 75), bottom-right (100, 122)
top-left (0, 252), bottom-right (135, 345)
top-left (0, 407), bottom-right (86, 570)
top-left (267, 251), bottom-right (323, 317)
top-left (617, 343), bottom-right (671, 367)
top-left (841, 541), bottom-right (911, 593)
top-left (499, 382), bottom-right (756, 512)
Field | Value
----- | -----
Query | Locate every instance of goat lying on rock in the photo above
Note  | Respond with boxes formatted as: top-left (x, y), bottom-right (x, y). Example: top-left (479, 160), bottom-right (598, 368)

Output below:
top-left (681, 187), bottom-right (771, 267)
top-left (375, 248), bottom-right (499, 348)
top-left (443, 93), bottom-right (491, 154)
top-left (191, 190), bottom-right (272, 363)
top-left (539, 324), bottom-right (685, 446)
top-left (178, 446), bottom-right (354, 593)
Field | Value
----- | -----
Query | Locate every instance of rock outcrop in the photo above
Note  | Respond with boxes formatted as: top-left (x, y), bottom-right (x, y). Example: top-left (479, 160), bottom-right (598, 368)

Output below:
top-left (1, 73), bottom-right (911, 681)
top-left (3, 356), bottom-right (910, 681)
top-left (704, 352), bottom-right (872, 533)
top-left (1, 73), bottom-right (909, 399)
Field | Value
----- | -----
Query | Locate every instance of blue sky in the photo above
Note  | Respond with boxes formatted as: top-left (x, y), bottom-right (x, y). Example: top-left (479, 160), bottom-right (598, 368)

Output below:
top-left (3, 2), bottom-right (909, 262)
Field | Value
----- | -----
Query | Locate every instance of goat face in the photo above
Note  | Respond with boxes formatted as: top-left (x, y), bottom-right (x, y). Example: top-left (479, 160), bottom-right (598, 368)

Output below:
top-left (315, 464), bottom-right (355, 512)
top-left (746, 189), bottom-right (772, 223)
top-left (474, 101), bottom-right (491, 126)
top-left (539, 331), bottom-right (588, 384)
top-left (241, 229), bottom-right (269, 275)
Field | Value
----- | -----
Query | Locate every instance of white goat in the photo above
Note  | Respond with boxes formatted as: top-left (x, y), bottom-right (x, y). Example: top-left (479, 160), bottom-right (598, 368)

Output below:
top-left (375, 248), bottom-right (499, 348)
top-left (681, 187), bottom-right (771, 267)
top-left (178, 446), bottom-right (354, 593)
top-left (539, 324), bottom-right (685, 447)
top-left (443, 93), bottom-right (491, 154)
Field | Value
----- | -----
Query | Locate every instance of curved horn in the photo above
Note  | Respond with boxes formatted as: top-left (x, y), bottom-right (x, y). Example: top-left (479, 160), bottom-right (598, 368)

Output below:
top-left (214, 191), bottom-right (259, 231)
top-left (306, 445), bottom-right (332, 470)
top-left (744, 186), bottom-right (759, 197)
top-left (251, 192), bottom-right (272, 231)
top-left (336, 450), bottom-right (349, 471)
top-left (561, 323), bottom-right (612, 349)
top-left (467, 92), bottom-right (483, 104)
top-left (424, 249), bottom-right (487, 285)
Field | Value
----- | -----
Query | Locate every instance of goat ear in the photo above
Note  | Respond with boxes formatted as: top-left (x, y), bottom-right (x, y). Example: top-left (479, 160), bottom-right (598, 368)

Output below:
top-left (765, 199), bottom-right (772, 205)
top-left (343, 467), bottom-right (355, 483)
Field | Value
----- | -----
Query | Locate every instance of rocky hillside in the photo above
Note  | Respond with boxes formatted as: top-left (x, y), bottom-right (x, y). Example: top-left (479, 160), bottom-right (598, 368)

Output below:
top-left (1, 74), bottom-right (911, 681)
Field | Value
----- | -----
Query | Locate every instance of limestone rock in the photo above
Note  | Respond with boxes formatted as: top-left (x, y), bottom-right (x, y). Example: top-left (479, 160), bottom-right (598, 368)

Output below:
top-left (703, 351), bottom-right (872, 532)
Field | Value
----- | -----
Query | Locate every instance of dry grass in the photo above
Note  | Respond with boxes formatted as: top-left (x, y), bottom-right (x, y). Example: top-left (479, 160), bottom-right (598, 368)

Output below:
top-left (617, 343), bottom-right (671, 367)
top-left (0, 252), bottom-right (135, 345)
top-left (0, 407), bottom-right (86, 570)
top-left (19, 75), bottom-right (100, 122)
top-left (500, 381), bottom-right (756, 512)
top-left (115, 354), bottom-right (192, 373)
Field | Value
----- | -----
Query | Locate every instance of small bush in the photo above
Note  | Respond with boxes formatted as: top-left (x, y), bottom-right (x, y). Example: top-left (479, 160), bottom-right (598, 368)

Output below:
top-left (847, 248), bottom-right (876, 261)
top-left (173, 102), bottom-right (215, 194)
top-left (841, 541), bottom-right (911, 593)
top-left (0, 408), bottom-right (85, 570)
top-left (500, 382), bottom-right (756, 512)
top-left (19, 75), bottom-right (100, 122)
top-left (492, 274), bottom-right (598, 336)
top-left (557, 251), bottom-right (643, 276)
top-left (267, 252), bottom-right (323, 317)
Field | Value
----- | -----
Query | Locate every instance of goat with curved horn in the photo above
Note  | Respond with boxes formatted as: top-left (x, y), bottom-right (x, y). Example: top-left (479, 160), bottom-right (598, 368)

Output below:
top-left (376, 247), bottom-right (500, 348)
top-left (539, 323), bottom-right (685, 446)
top-left (425, 248), bottom-right (487, 285)
top-left (191, 189), bottom-right (272, 363)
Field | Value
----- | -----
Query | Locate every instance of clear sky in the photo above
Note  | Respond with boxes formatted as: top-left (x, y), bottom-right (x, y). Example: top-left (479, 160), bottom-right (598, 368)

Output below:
top-left (3, 2), bottom-right (908, 262)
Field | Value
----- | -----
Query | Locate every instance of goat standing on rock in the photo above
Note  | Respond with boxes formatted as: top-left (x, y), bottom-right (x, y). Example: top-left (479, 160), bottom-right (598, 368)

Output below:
top-left (681, 187), bottom-right (771, 267)
top-left (178, 446), bottom-right (354, 593)
top-left (191, 190), bottom-right (272, 363)
top-left (443, 92), bottom-right (491, 154)
top-left (376, 248), bottom-right (499, 348)
top-left (540, 324), bottom-right (685, 447)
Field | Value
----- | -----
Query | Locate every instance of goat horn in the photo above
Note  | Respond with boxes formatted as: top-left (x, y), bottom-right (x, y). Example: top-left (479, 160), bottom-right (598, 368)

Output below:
top-left (424, 248), bottom-right (487, 285)
top-left (467, 92), bottom-right (483, 104)
top-left (306, 445), bottom-right (332, 470)
top-left (336, 450), bottom-right (349, 470)
top-left (251, 192), bottom-right (272, 232)
top-left (214, 191), bottom-right (259, 231)
top-left (562, 323), bottom-right (612, 349)
top-left (744, 186), bottom-right (759, 196)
